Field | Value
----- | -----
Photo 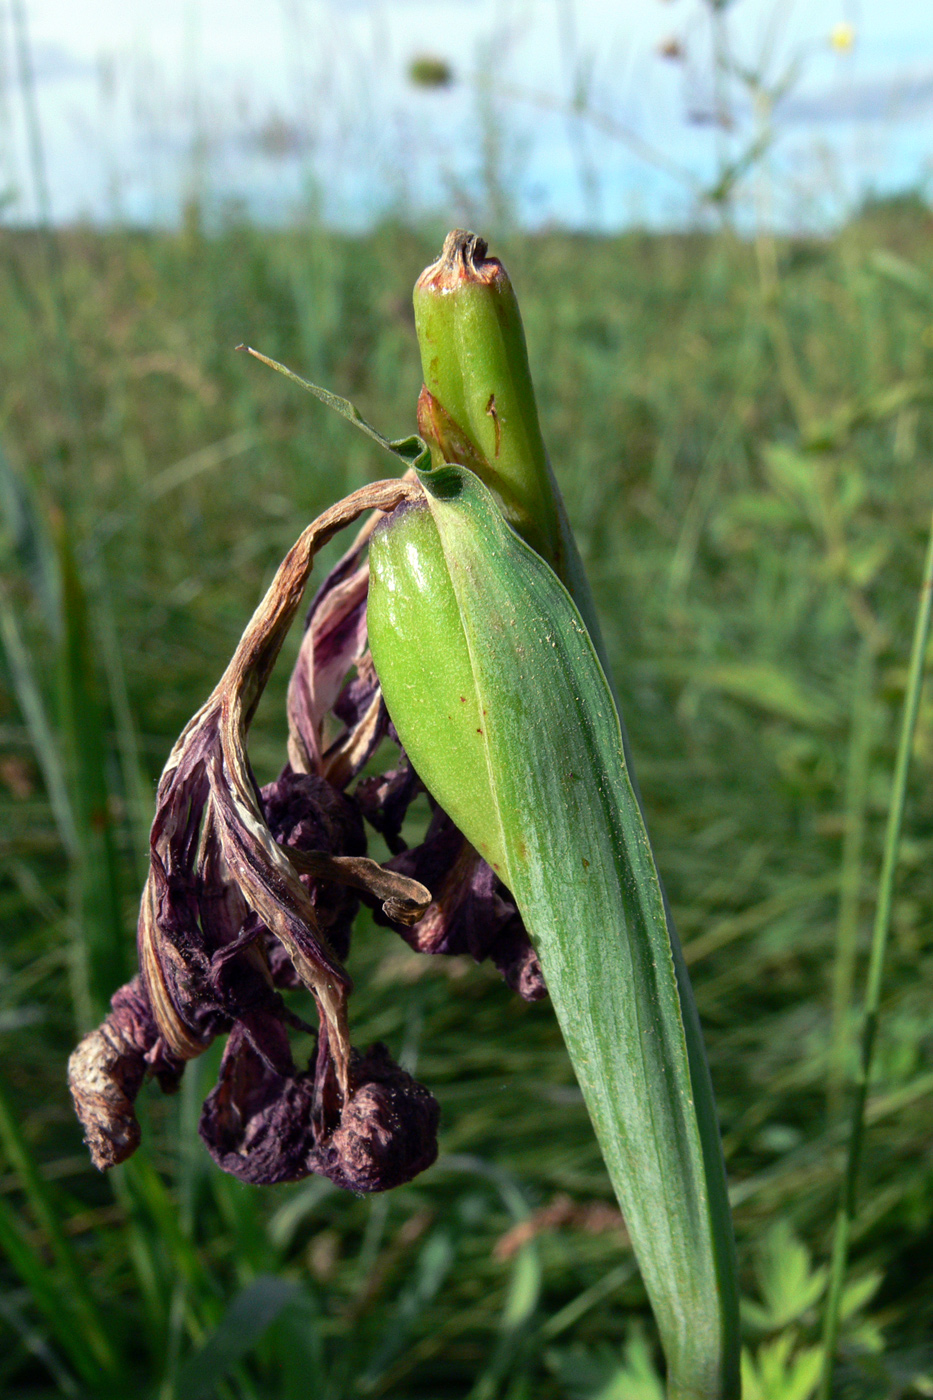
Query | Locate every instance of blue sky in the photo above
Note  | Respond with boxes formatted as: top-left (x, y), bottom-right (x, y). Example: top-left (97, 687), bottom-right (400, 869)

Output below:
top-left (2, 0), bottom-right (933, 229)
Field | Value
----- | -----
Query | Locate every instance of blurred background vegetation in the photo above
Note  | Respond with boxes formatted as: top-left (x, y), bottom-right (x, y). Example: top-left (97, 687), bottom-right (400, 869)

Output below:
top-left (3, 1), bottom-right (933, 1396)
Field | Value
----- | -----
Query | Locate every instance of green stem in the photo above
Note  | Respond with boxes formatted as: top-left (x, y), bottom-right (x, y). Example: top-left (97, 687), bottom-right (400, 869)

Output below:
top-left (827, 637), bottom-right (875, 1121)
top-left (818, 507), bottom-right (933, 1398)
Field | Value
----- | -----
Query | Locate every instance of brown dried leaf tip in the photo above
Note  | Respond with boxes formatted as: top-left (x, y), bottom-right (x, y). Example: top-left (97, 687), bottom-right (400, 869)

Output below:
top-left (69, 469), bottom-right (543, 1193)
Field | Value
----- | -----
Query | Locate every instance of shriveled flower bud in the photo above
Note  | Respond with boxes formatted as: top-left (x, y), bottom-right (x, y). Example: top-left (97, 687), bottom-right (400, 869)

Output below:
top-left (310, 1042), bottom-right (440, 1193)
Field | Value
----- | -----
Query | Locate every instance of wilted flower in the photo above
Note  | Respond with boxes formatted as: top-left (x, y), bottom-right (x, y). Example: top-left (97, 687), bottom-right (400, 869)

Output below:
top-left (69, 460), bottom-right (544, 1191)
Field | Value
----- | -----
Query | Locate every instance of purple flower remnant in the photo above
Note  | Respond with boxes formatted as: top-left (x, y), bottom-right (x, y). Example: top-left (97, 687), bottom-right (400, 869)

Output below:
top-left (69, 478), bottom-right (439, 1193)
top-left (372, 797), bottom-right (546, 1003)
top-left (199, 1026), bottom-right (438, 1191)
top-left (68, 472), bottom-right (543, 1196)
top-left (260, 766), bottom-right (367, 969)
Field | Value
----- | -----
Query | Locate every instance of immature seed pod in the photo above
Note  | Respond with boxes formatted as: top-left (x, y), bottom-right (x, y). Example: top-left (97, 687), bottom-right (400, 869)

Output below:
top-left (413, 231), bottom-right (634, 759)
top-left (414, 230), bottom-right (563, 570)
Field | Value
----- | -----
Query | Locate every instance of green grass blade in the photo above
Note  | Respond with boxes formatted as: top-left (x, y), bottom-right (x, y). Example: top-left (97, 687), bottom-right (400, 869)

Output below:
top-left (0, 1292), bottom-right (81, 1397)
top-left (0, 1072), bottom-right (120, 1375)
top-left (0, 437), bottom-right (61, 633)
top-left (54, 523), bottom-right (128, 1027)
top-left (827, 638), bottom-right (875, 1119)
top-left (368, 467), bottom-right (739, 1398)
top-left (0, 584), bottom-right (77, 856)
top-left (465, 1244), bottom-right (542, 1400)
top-left (173, 1276), bottom-right (303, 1400)
top-left (0, 1187), bottom-right (102, 1385)
top-left (818, 506), bottom-right (933, 1398)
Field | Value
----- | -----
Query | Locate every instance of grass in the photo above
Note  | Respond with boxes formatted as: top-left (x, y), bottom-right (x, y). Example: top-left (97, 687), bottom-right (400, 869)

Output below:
top-left (2, 201), bottom-right (933, 1396)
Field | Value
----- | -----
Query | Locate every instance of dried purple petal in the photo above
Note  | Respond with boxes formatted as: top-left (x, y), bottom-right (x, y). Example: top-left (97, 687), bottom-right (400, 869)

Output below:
top-left (199, 1022), bottom-right (318, 1185)
top-left (68, 977), bottom-right (184, 1170)
top-left (311, 1043), bottom-right (440, 1193)
top-left (355, 757), bottom-right (421, 854)
top-left (287, 517), bottom-right (377, 778)
top-left (323, 659), bottom-right (389, 791)
top-left (199, 1026), bottom-right (439, 1192)
top-left (491, 918), bottom-right (547, 1002)
top-left (261, 766), bottom-right (367, 963)
top-left (70, 478), bottom-right (424, 1178)
top-left (378, 805), bottom-right (546, 1001)
top-left (262, 766), bottom-right (367, 858)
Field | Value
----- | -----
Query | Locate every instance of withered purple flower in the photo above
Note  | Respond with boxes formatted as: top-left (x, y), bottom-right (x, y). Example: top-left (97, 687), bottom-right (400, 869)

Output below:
top-left (374, 801), bottom-right (545, 1002)
top-left (69, 474), bottom-right (542, 1192)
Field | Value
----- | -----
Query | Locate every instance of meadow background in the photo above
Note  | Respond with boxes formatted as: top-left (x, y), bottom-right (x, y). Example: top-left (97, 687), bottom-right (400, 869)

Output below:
top-left (3, 1), bottom-right (933, 1396)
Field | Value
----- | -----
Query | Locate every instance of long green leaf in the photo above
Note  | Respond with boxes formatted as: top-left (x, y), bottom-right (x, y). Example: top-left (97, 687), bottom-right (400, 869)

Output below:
top-left (0, 1072), bottom-right (119, 1375)
top-left (54, 524), bottom-right (128, 1027)
top-left (173, 1276), bottom-right (303, 1400)
top-left (368, 466), bottom-right (739, 1399)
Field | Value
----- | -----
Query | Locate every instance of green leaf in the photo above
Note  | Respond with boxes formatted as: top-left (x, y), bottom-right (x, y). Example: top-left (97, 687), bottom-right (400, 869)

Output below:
top-left (741, 1335), bottom-right (822, 1400)
top-left (743, 1223), bottom-right (826, 1333)
top-left (173, 1276), bottom-right (304, 1400)
top-left (368, 465), bottom-right (739, 1399)
top-left (839, 1270), bottom-right (882, 1321)
top-left (548, 1331), bottom-right (665, 1400)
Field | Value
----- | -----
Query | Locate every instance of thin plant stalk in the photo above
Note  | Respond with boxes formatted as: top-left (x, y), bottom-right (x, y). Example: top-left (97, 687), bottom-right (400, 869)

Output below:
top-left (818, 506), bottom-right (933, 1397)
top-left (10, 0), bottom-right (86, 491)
top-left (827, 637), bottom-right (875, 1120)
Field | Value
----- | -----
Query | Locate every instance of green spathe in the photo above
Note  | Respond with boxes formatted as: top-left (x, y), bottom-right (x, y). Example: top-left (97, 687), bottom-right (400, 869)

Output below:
top-left (368, 462), bottom-right (740, 1400)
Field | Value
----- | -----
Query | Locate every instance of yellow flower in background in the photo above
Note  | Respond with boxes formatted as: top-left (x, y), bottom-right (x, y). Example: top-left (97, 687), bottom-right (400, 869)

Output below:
top-left (830, 21), bottom-right (856, 51)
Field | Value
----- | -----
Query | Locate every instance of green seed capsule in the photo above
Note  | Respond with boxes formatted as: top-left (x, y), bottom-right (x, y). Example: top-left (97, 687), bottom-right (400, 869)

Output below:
top-left (413, 230), bottom-right (626, 721)
top-left (414, 229), bottom-right (565, 574)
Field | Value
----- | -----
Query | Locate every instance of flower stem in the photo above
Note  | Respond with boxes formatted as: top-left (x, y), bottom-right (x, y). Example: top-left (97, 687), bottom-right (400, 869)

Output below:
top-left (818, 506), bottom-right (933, 1398)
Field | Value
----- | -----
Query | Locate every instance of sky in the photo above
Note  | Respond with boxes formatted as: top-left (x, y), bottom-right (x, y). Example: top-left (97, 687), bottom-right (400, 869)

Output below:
top-left (2, 0), bottom-right (933, 230)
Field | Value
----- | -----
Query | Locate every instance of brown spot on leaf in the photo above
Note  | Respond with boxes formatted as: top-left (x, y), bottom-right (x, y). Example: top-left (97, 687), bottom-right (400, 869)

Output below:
top-left (485, 393), bottom-right (502, 457)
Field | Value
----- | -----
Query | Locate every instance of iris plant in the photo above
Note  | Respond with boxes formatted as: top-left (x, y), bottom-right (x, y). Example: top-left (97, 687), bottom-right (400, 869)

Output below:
top-left (69, 232), bottom-right (740, 1399)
